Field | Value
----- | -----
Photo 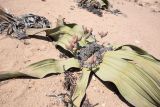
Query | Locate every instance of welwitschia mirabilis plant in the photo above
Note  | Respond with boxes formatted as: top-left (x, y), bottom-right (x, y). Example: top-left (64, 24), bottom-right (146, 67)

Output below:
top-left (0, 19), bottom-right (160, 107)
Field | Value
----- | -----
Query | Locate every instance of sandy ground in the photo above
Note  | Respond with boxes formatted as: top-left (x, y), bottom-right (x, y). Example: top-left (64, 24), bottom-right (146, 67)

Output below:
top-left (0, 0), bottom-right (160, 107)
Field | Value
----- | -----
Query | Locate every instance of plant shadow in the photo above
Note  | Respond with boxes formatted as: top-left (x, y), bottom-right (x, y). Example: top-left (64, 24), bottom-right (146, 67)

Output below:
top-left (103, 81), bottom-right (134, 107)
top-left (81, 72), bottom-right (99, 107)
top-left (28, 35), bottom-right (52, 42)
top-left (95, 74), bottom-right (134, 107)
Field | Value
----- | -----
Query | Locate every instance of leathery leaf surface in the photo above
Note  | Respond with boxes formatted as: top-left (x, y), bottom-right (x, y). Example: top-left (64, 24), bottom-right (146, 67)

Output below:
top-left (26, 23), bottom-right (96, 56)
top-left (71, 68), bottom-right (91, 107)
top-left (95, 45), bottom-right (160, 107)
top-left (47, 24), bottom-right (84, 53)
top-left (0, 58), bottom-right (80, 80)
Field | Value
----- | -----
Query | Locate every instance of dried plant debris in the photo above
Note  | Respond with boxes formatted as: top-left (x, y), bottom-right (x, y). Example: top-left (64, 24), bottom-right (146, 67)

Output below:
top-left (76, 0), bottom-right (122, 16)
top-left (76, 42), bottom-right (113, 68)
top-left (46, 91), bottom-right (71, 106)
top-left (64, 72), bottom-right (77, 95)
top-left (63, 72), bottom-right (81, 106)
top-left (21, 14), bottom-right (51, 28)
top-left (0, 8), bottom-right (51, 39)
top-left (98, 31), bottom-right (108, 38)
top-left (82, 98), bottom-right (99, 107)
top-left (58, 93), bottom-right (73, 106)
top-left (76, 0), bottom-right (107, 16)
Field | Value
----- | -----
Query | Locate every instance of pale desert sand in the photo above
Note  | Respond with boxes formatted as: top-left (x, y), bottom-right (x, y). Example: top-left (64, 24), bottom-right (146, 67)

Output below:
top-left (0, 0), bottom-right (160, 107)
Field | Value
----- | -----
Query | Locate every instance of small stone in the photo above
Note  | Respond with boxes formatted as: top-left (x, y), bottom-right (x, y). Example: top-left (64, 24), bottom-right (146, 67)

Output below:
top-left (135, 40), bottom-right (140, 44)
top-left (70, 6), bottom-right (75, 10)
top-left (93, 76), bottom-right (96, 81)
top-left (101, 103), bottom-right (106, 107)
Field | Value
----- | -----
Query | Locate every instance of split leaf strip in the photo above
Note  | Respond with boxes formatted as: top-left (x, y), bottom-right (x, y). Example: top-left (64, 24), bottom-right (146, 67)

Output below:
top-left (95, 45), bottom-right (160, 107)
top-left (71, 68), bottom-right (91, 107)
top-left (0, 58), bottom-right (80, 80)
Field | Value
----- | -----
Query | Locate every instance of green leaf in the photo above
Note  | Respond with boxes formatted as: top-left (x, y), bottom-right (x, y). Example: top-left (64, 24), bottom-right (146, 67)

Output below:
top-left (26, 23), bottom-right (96, 56)
top-left (0, 58), bottom-right (80, 80)
top-left (25, 28), bottom-right (52, 36)
top-left (47, 24), bottom-right (85, 54)
top-left (26, 24), bottom-right (85, 55)
top-left (71, 68), bottom-right (91, 107)
top-left (99, 0), bottom-right (109, 7)
top-left (95, 45), bottom-right (160, 107)
top-left (113, 45), bottom-right (160, 85)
